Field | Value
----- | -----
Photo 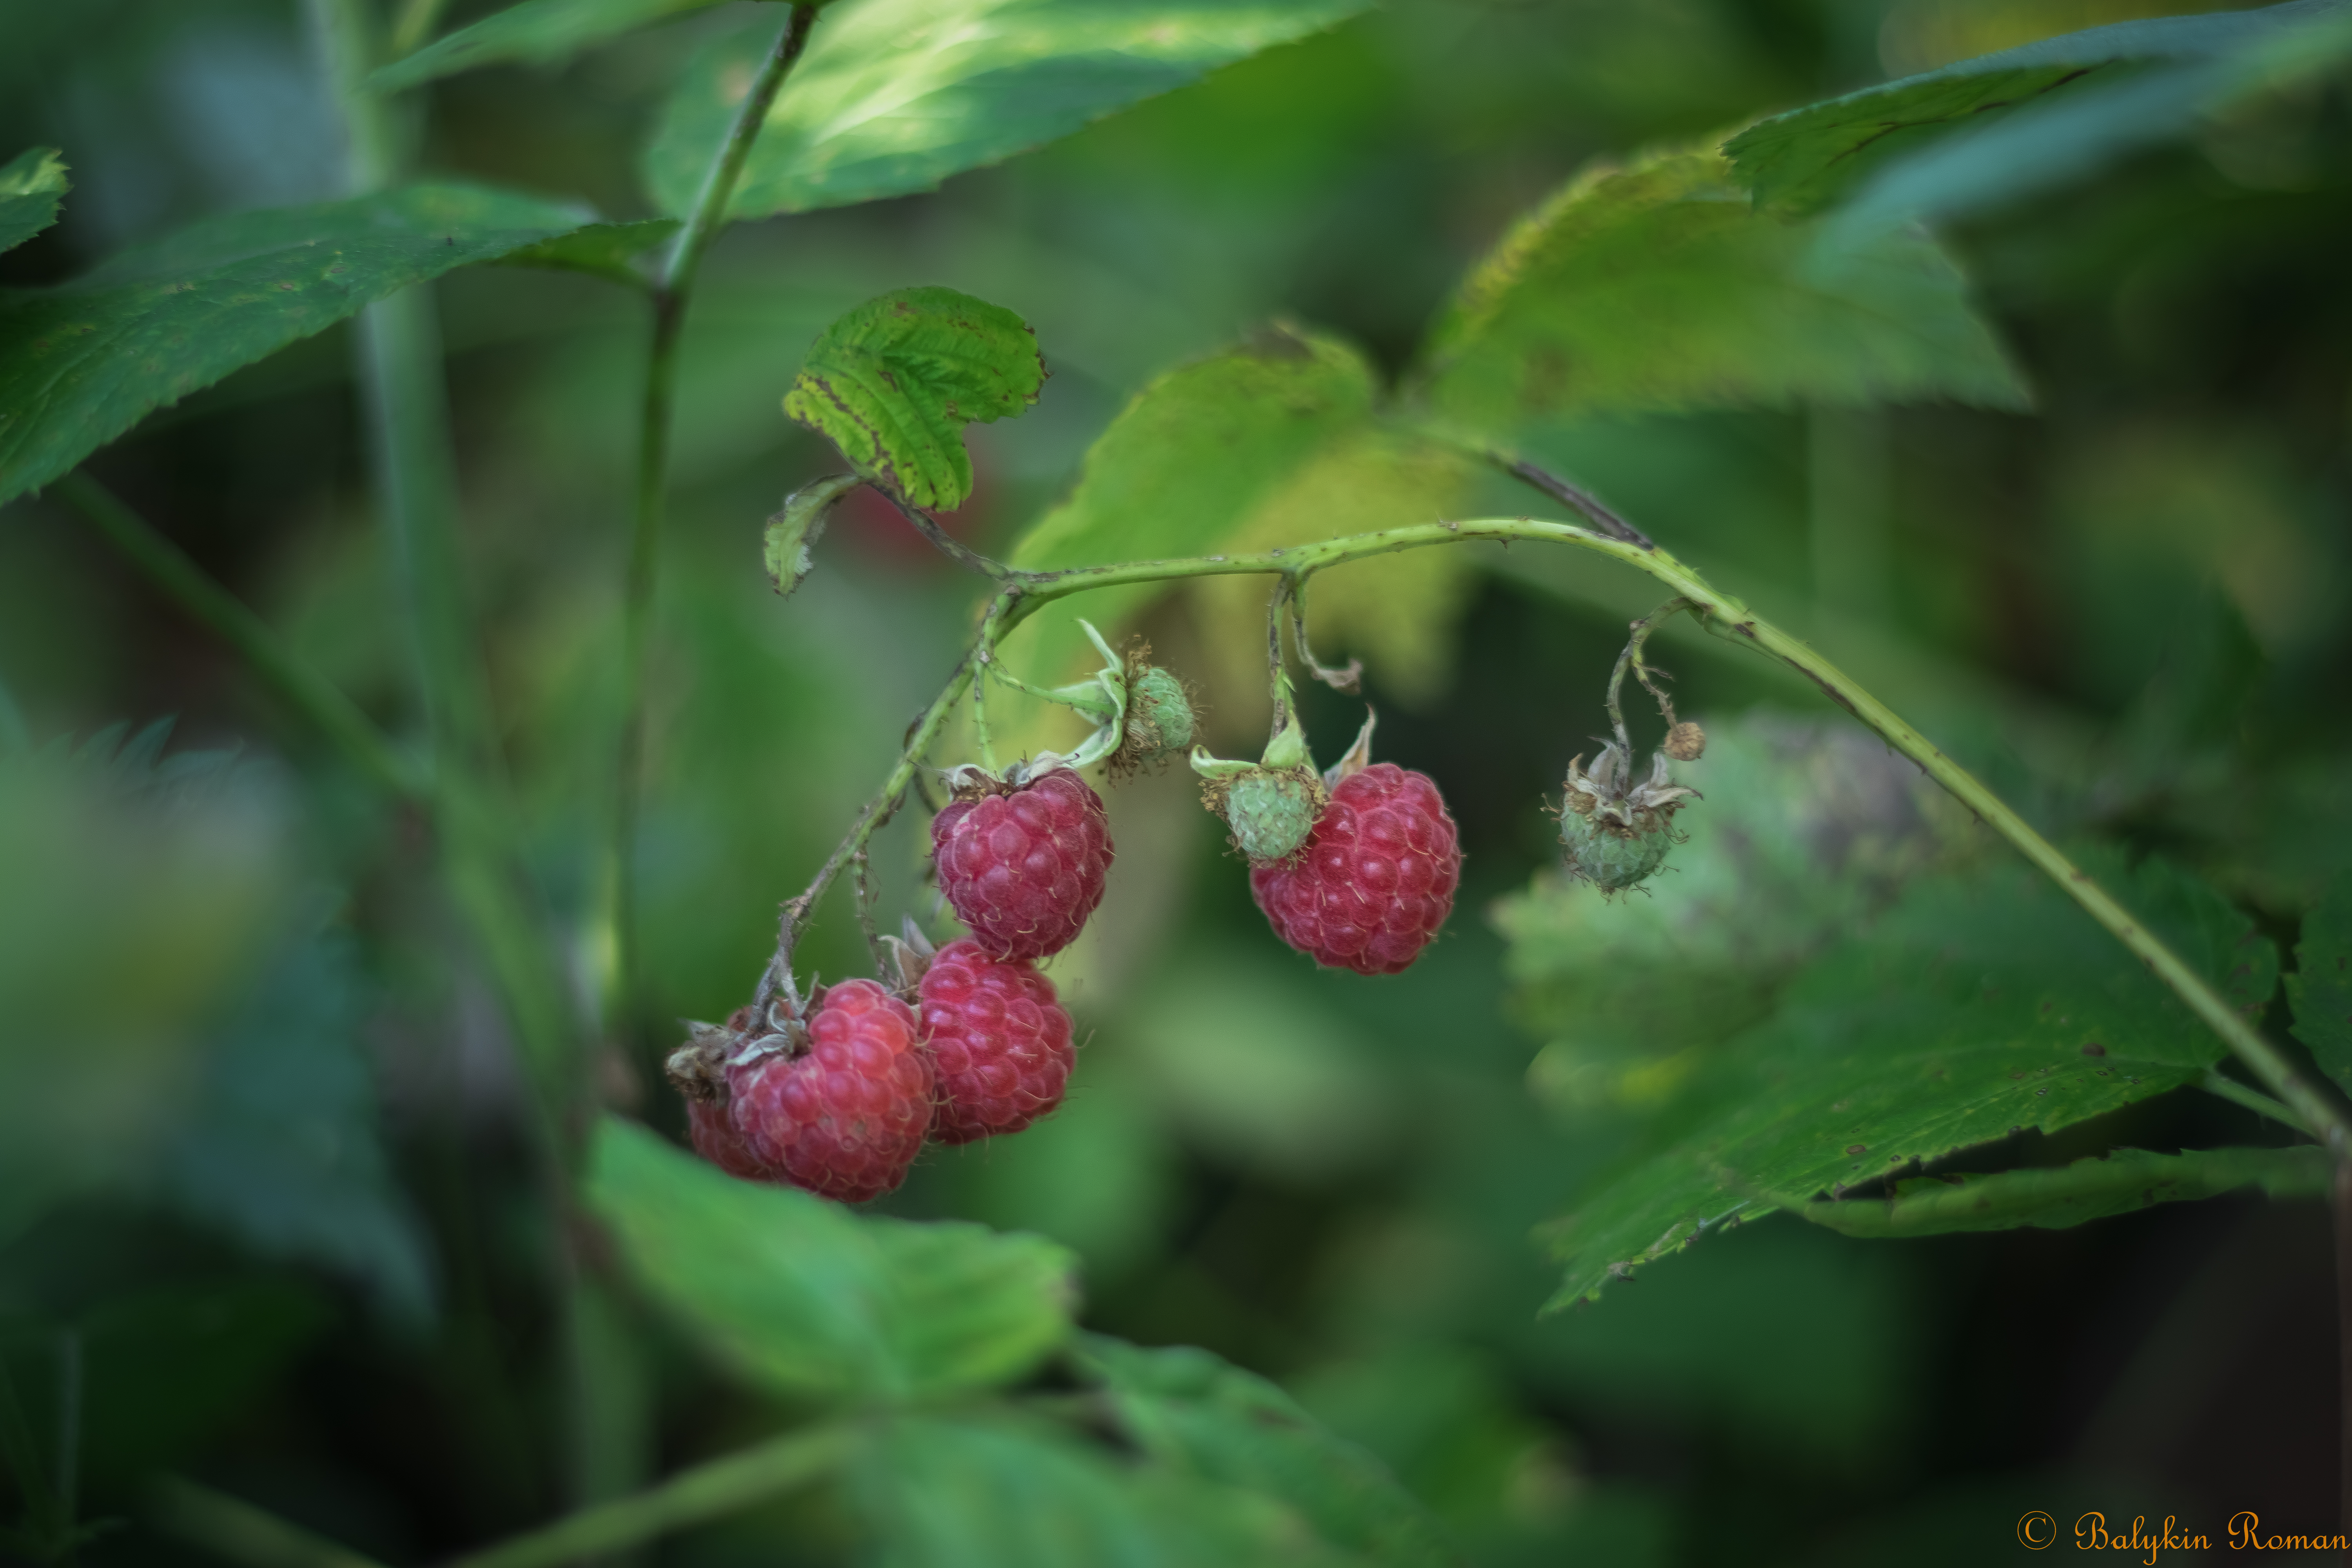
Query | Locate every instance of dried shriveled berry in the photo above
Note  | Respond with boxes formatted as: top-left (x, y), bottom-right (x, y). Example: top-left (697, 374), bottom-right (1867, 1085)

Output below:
top-left (1560, 742), bottom-right (1697, 893)
top-left (918, 938), bottom-right (1074, 1143)
top-left (931, 768), bottom-right (1113, 961)
top-left (729, 979), bottom-right (934, 1203)
top-left (1250, 762), bottom-right (1460, 975)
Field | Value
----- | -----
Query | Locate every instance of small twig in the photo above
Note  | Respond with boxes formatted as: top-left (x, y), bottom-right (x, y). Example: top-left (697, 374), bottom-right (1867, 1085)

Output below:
top-left (850, 851), bottom-right (887, 975)
top-left (1266, 576), bottom-right (1294, 743)
top-left (53, 474), bottom-right (419, 799)
top-left (877, 488), bottom-right (1016, 581)
top-left (2200, 1069), bottom-right (2310, 1134)
top-left (1604, 598), bottom-right (1694, 755)
top-left (1494, 454), bottom-right (1655, 550)
top-left (1289, 575), bottom-right (1362, 693)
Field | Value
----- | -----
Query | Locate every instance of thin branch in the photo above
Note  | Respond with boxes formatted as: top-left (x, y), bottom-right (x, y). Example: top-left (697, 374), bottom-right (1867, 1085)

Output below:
top-left (851, 850), bottom-right (888, 975)
top-left (52, 474), bottom-right (419, 799)
top-left (1288, 575), bottom-right (1362, 693)
top-left (878, 488), bottom-right (1015, 580)
top-left (1603, 597), bottom-right (1694, 755)
top-left (612, 2), bottom-right (821, 1039)
top-left (1265, 575), bottom-right (1293, 743)
top-left (1492, 453), bottom-right (1655, 550)
top-left (151, 1477), bottom-right (392, 1568)
top-left (2200, 1069), bottom-right (2310, 1134)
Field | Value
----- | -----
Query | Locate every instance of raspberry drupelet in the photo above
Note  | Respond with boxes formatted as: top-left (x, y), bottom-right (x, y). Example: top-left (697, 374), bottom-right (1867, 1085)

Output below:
top-left (918, 938), bottom-right (1074, 1143)
top-left (728, 979), bottom-right (934, 1202)
top-left (930, 768), bottom-right (1113, 961)
top-left (1250, 762), bottom-right (1460, 976)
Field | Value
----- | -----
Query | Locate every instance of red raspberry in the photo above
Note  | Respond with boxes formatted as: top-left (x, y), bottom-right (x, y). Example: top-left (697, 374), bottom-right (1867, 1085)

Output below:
top-left (1250, 762), bottom-right (1460, 976)
top-left (918, 939), bottom-right (1075, 1143)
top-left (688, 1096), bottom-right (777, 1181)
top-left (728, 980), bottom-right (934, 1202)
top-left (930, 768), bottom-right (1113, 961)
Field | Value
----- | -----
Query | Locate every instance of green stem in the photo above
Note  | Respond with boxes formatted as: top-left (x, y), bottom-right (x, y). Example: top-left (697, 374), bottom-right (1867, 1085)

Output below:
top-left (981, 517), bottom-right (2352, 1151)
top-left (150, 1477), bottom-right (391, 1568)
top-left (1602, 597), bottom-right (1693, 756)
top-left (445, 1422), bottom-right (858, 1568)
top-left (152, 1424), bottom-right (859, 1568)
top-left (51, 474), bottom-right (417, 797)
top-left (311, 0), bottom-right (618, 1532)
top-left (2200, 1069), bottom-right (2308, 1134)
top-left (610, 2), bottom-right (819, 1037)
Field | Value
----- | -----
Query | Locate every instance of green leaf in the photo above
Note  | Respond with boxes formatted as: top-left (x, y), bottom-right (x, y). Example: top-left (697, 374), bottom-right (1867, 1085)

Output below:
top-left (641, 0), bottom-right (1372, 220)
top-left (783, 286), bottom-right (1044, 510)
top-left (1724, 0), bottom-right (2347, 214)
top-left (1419, 151), bottom-right (2027, 432)
top-left (587, 1117), bottom-right (1077, 1403)
top-left (2287, 874), bottom-right (2352, 1096)
top-left (0, 147), bottom-right (68, 256)
top-left (764, 473), bottom-right (863, 597)
top-left (1540, 853), bottom-right (2276, 1308)
top-left (1789, 1146), bottom-right (2328, 1238)
top-left (492, 217), bottom-right (679, 288)
top-left (997, 325), bottom-right (1375, 698)
top-left (372, 0), bottom-right (742, 92)
top-left (848, 1412), bottom-right (1362, 1568)
top-left (1076, 1336), bottom-right (1454, 1567)
top-left (0, 182), bottom-right (598, 507)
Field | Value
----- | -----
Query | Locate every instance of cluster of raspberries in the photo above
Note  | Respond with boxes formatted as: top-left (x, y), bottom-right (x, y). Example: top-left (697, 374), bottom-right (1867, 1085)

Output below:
top-left (687, 760), bottom-right (1459, 1203)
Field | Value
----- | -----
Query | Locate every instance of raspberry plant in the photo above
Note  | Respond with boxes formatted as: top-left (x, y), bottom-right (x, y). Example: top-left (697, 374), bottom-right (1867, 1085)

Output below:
top-left (4, 0), bottom-right (2352, 1561)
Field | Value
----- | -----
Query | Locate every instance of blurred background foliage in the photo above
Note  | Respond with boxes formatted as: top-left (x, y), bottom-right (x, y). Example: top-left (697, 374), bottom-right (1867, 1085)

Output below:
top-left (4, 0), bottom-right (2352, 1561)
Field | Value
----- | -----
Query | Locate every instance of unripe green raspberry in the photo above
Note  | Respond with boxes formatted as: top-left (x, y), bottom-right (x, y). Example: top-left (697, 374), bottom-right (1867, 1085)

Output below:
top-left (1122, 666), bottom-right (1196, 765)
top-left (1220, 765), bottom-right (1325, 864)
top-left (1559, 742), bottom-right (1698, 894)
top-left (1559, 804), bottom-right (1675, 891)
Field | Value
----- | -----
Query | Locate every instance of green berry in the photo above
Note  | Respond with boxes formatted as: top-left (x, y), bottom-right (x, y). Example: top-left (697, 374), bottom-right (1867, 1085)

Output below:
top-left (1123, 666), bottom-right (1196, 764)
top-left (1221, 766), bottom-right (1324, 863)
top-left (1559, 741), bottom-right (1698, 894)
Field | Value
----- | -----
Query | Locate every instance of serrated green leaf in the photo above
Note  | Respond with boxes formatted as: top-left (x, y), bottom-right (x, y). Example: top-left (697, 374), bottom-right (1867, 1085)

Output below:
top-left (0, 147), bottom-right (68, 256)
top-left (996, 325), bottom-right (1375, 703)
top-left (1419, 150), bottom-right (2026, 432)
top-left (783, 286), bottom-right (1043, 510)
top-left (0, 183), bottom-right (598, 507)
top-left (1788, 1146), bottom-right (2328, 1238)
top-left (849, 1411), bottom-right (1364, 1568)
top-left (764, 473), bottom-right (863, 597)
top-left (1541, 853), bottom-right (2276, 1309)
top-left (1807, 5), bottom-right (2352, 258)
top-left (492, 216), bottom-right (678, 288)
top-left (642, 0), bottom-right (1372, 220)
top-left (2287, 875), bottom-right (2352, 1095)
top-left (372, 0), bottom-right (744, 92)
top-left (587, 1118), bottom-right (1077, 1403)
top-left (1076, 1336), bottom-right (1455, 1568)
top-left (1724, 0), bottom-right (2346, 214)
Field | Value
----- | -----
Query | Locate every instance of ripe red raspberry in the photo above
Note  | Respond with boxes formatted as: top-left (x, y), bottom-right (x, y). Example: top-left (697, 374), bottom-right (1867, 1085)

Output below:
top-left (1250, 762), bottom-right (1460, 976)
top-left (930, 768), bottom-right (1113, 961)
top-left (728, 979), bottom-right (934, 1203)
top-left (918, 939), bottom-right (1074, 1143)
top-left (688, 1096), bottom-right (775, 1181)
